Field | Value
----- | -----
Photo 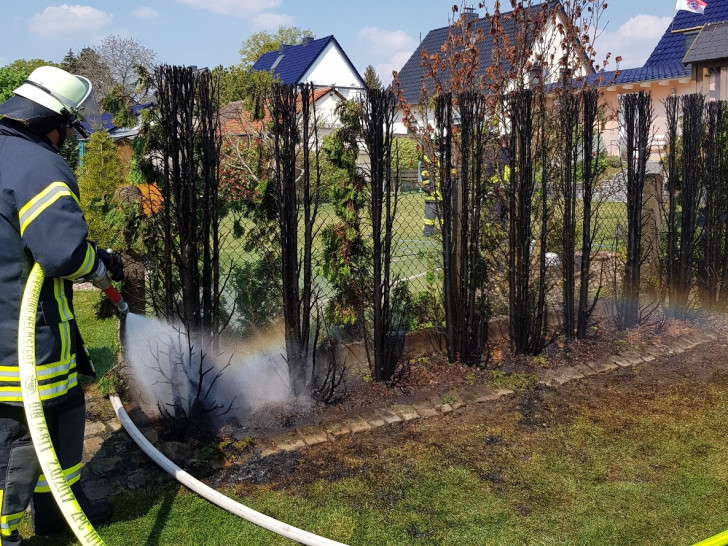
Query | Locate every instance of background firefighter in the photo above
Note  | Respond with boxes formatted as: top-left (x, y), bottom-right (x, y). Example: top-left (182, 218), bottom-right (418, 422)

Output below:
top-left (0, 66), bottom-right (123, 544)
top-left (419, 155), bottom-right (440, 237)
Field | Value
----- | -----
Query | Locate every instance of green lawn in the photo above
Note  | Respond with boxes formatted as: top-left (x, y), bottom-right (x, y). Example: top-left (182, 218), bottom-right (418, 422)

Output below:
top-left (74, 289), bottom-right (119, 379)
top-left (218, 192), bottom-right (442, 302)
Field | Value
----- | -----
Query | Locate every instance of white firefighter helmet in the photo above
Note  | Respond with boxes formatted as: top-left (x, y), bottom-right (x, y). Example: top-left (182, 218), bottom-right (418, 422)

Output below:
top-left (0, 66), bottom-right (92, 137)
top-left (15, 66), bottom-right (92, 120)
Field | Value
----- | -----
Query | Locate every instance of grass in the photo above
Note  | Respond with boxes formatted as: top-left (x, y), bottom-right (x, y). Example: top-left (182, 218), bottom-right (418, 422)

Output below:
top-left (28, 380), bottom-right (728, 546)
top-left (219, 192), bottom-right (442, 303)
top-left (23, 291), bottom-right (728, 545)
top-left (73, 289), bottom-right (119, 379)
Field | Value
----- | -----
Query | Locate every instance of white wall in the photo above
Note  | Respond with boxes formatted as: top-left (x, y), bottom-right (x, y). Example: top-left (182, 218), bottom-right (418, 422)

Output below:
top-left (302, 42), bottom-right (364, 100)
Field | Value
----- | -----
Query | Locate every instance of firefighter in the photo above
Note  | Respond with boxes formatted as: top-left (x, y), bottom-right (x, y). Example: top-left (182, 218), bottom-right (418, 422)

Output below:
top-left (419, 155), bottom-right (439, 236)
top-left (419, 154), bottom-right (458, 237)
top-left (0, 66), bottom-right (123, 544)
top-left (487, 138), bottom-right (511, 226)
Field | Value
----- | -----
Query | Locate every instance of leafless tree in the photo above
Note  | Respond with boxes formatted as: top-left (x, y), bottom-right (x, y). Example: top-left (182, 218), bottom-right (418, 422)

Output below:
top-left (96, 35), bottom-right (157, 104)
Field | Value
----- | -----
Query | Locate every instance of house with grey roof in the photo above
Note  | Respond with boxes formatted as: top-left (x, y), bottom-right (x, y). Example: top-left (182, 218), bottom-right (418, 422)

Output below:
top-left (392, 2), bottom-right (596, 135)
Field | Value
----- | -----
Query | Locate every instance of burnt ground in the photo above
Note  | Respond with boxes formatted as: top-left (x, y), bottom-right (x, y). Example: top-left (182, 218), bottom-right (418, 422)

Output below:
top-left (207, 314), bottom-right (728, 493)
top-left (82, 310), bottom-right (728, 500)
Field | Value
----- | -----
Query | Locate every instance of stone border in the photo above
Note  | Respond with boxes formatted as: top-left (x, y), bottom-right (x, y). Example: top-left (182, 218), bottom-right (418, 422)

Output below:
top-left (252, 329), bottom-right (719, 458)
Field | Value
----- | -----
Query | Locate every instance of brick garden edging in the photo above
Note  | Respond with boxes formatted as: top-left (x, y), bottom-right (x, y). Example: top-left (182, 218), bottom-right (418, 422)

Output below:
top-left (252, 328), bottom-right (719, 459)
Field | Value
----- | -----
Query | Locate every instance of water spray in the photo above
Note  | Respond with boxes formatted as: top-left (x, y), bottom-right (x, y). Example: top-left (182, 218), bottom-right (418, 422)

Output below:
top-left (20, 255), bottom-right (346, 544)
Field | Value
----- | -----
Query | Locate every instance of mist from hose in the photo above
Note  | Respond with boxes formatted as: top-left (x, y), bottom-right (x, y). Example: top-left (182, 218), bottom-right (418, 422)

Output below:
top-left (122, 314), bottom-right (300, 425)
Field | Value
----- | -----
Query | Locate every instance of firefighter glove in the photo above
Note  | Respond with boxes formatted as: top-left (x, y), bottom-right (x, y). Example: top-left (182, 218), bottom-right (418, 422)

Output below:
top-left (97, 247), bottom-right (124, 282)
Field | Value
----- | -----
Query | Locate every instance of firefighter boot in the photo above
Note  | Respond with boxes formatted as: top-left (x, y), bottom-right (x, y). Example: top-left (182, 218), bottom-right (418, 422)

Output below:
top-left (32, 484), bottom-right (112, 536)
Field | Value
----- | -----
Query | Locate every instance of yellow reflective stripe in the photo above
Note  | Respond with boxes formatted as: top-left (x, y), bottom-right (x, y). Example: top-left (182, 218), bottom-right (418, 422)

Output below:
top-left (37, 355), bottom-right (76, 381)
top-left (0, 355), bottom-right (76, 382)
top-left (60, 318), bottom-right (71, 364)
top-left (0, 369), bottom-right (77, 403)
top-left (0, 498), bottom-right (24, 535)
top-left (0, 366), bottom-right (19, 382)
top-left (18, 182), bottom-right (79, 236)
top-left (0, 316), bottom-right (77, 401)
top-left (36, 462), bottom-right (82, 492)
top-left (54, 278), bottom-right (73, 322)
top-left (65, 242), bottom-right (96, 280)
top-left (37, 371), bottom-right (78, 401)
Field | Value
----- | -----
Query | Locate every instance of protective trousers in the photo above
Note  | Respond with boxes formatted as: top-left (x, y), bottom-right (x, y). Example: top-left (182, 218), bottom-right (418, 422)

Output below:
top-left (0, 387), bottom-right (85, 544)
top-left (423, 200), bottom-right (438, 237)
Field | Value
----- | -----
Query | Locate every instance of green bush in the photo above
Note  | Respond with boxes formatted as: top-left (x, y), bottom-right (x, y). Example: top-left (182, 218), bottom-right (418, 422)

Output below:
top-left (230, 254), bottom-right (283, 336)
top-left (76, 131), bottom-right (126, 249)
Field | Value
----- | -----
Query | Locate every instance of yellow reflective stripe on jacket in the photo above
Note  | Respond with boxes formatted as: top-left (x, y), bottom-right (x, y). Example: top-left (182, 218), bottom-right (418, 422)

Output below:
top-left (0, 357), bottom-right (78, 403)
top-left (35, 462), bottom-right (82, 493)
top-left (0, 355), bottom-right (77, 381)
top-left (54, 278), bottom-right (74, 322)
top-left (0, 273), bottom-right (76, 402)
top-left (18, 181), bottom-right (80, 236)
top-left (65, 242), bottom-right (96, 280)
top-left (0, 489), bottom-right (23, 536)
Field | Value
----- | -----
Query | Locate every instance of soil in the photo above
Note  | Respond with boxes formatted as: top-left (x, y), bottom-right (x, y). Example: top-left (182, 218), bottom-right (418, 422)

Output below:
top-left (206, 311), bottom-right (728, 492)
top-left (84, 309), bottom-right (728, 497)
top-left (209, 310), bottom-right (712, 439)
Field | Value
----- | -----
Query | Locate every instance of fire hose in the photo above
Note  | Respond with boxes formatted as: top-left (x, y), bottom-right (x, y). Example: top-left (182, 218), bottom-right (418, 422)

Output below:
top-left (20, 260), bottom-right (347, 545)
top-left (108, 394), bottom-right (348, 546)
top-left (19, 262), bottom-right (105, 546)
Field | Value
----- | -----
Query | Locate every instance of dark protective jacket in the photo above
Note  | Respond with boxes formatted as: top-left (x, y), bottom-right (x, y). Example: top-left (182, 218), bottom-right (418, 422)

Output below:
top-left (0, 118), bottom-right (99, 407)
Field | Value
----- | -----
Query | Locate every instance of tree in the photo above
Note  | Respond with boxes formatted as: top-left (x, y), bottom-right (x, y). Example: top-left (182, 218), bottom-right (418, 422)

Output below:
top-left (215, 64), bottom-right (277, 114)
top-left (0, 59), bottom-right (52, 102)
top-left (60, 49), bottom-right (78, 73)
top-left (68, 36), bottom-right (157, 128)
top-left (321, 101), bottom-right (372, 333)
top-left (74, 47), bottom-right (114, 101)
top-left (239, 27), bottom-right (314, 70)
top-left (96, 35), bottom-right (157, 104)
top-left (363, 65), bottom-right (382, 90)
top-left (216, 27), bottom-right (314, 109)
top-left (76, 131), bottom-right (127, 250)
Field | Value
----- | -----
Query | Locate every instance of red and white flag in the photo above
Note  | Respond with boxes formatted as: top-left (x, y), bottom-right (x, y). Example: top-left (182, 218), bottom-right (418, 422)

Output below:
top-left (676, 0), bottom-right (708, 13)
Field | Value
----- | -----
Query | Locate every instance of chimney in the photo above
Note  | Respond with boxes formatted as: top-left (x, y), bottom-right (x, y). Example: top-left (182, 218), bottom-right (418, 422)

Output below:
top-left (463, 5), bottom-right (478, 22)
top-left (301, 36), bottom-right (313, 46)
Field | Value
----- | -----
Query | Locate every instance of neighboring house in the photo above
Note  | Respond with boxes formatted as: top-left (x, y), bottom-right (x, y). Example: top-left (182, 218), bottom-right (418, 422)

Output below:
top-left (393, 2), bottom-right (596, 134)
top-left (597, 0), bottom-right (728, 157)
top-left (251, 35), bottom-right (366, 102)
top-left (224, 35), bottom-right (367, 142)
top-left (79, 104), bottom-right (147, 168)
top-left (219, 86), bottom-right (348, 141)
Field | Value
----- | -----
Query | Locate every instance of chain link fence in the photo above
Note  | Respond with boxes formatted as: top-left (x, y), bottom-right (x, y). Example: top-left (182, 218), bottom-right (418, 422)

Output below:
top-left (142, 81), bottom-right (726, 366)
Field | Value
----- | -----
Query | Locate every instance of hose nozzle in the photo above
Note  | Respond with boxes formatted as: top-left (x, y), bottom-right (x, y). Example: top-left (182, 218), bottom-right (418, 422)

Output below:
top-left (83, 259), bottom-right (129, 318)
top-left (103, 285), bottom-right (129, 318)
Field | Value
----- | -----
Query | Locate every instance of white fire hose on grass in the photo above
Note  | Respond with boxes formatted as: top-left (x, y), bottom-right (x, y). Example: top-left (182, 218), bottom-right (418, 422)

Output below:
top-left (108, 393), bottom-right (348, 546)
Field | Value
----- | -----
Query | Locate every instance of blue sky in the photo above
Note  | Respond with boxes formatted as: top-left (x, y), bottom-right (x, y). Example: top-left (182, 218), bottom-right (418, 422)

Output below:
top-left (1, 1), bottom-right (680, 82)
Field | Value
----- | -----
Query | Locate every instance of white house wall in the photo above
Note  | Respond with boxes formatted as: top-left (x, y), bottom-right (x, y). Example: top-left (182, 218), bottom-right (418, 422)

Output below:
top-left (530, 15), bottom-right (590, 84)
top-left (391, 11), bottom-right (590, 136)
top-left (315, 92), bottom-right (343, 129)
top-left (302, 43), bottom-right (364, 100)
